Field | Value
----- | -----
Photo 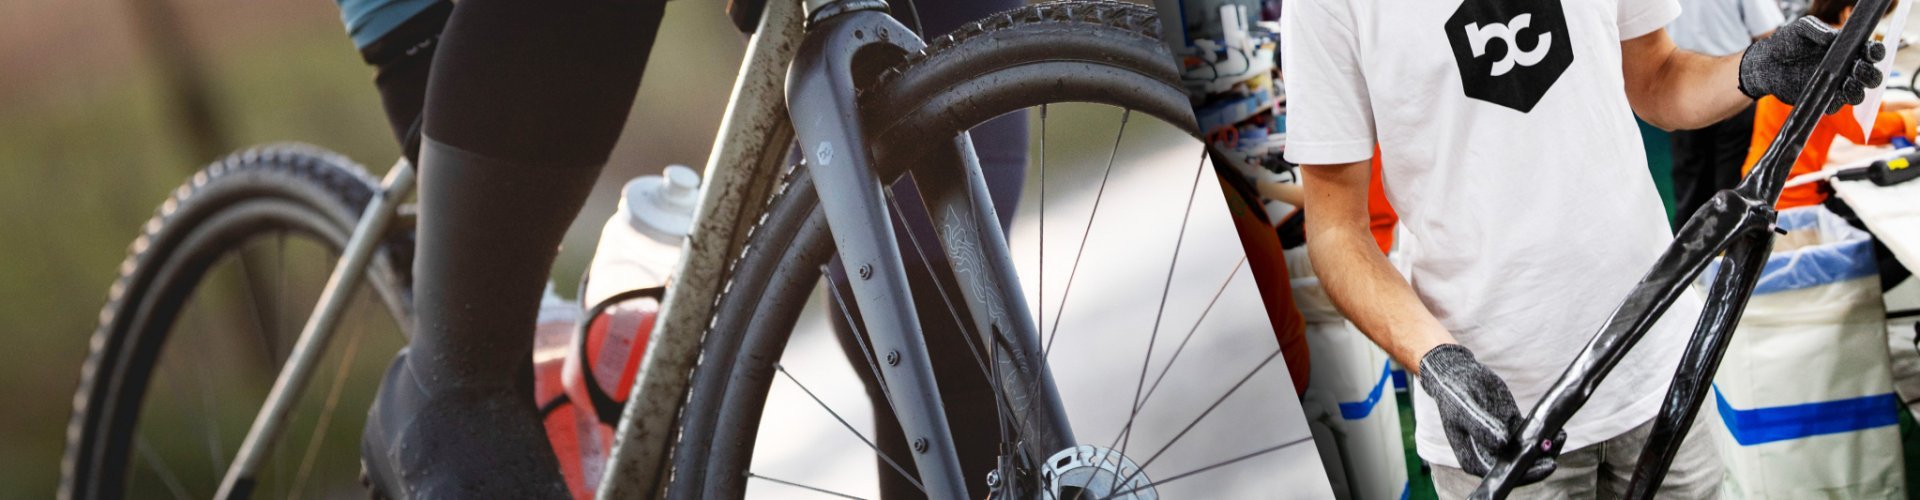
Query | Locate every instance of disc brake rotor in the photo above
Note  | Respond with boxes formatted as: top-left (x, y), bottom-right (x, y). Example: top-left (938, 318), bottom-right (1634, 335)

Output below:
top-left (1038, 445), bottom-right (1156, 500)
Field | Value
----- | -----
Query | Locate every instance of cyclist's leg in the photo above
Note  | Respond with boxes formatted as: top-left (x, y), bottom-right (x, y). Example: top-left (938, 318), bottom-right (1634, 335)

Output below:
top-left (827, 1), bottom-right (1027, 496)
top-left (339, 0), bottom-right (668, 496)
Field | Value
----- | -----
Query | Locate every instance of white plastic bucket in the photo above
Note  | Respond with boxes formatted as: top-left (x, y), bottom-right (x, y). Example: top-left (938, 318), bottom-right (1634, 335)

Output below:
top-left (1709, 205), bottom-right (1903, 499)
top-left (1886, 316), bottom-right (1920, 419)
top-left (1287, 246), bottom-right (1410, 500)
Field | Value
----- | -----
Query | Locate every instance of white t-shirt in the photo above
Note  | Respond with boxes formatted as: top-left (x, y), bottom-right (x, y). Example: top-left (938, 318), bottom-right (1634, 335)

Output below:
top-left (1280, 0), bottom-right (1706, 467)
top-left (1670, 0), bottom-right (1785, 56)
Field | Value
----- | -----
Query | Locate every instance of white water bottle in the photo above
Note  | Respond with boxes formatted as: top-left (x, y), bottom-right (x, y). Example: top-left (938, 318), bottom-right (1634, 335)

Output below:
top-left (583, 164), bottom-right (700, 306)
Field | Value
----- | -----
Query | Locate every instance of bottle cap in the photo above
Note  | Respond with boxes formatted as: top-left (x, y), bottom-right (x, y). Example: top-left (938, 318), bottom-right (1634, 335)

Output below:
top-left (625, 164), bottom-right (701, 237)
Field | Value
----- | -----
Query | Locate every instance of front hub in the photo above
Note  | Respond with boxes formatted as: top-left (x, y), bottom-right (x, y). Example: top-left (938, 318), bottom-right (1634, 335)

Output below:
top-left (1038, 445), bottom-right (1156, 499)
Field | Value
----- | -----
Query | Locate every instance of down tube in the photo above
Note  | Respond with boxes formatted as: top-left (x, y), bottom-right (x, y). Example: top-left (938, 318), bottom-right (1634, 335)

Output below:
top-left (598, 0), bottom-right (803, 496)
top-left (909, 133), bottom-right (1078, 463)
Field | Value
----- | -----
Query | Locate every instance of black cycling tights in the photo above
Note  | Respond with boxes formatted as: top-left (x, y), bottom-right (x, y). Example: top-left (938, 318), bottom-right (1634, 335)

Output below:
top-left (407, 0), bottom-right (666, 396)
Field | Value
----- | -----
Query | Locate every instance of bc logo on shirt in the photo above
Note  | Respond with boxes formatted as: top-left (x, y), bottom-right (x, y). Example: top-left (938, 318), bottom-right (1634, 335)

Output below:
top-left (1445, 0), bottom-right (1574, 112)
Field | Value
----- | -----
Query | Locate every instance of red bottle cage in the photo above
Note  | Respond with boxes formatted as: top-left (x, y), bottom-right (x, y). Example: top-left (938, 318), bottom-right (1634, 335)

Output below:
top-left (576, 286), bottom-right (668, 426)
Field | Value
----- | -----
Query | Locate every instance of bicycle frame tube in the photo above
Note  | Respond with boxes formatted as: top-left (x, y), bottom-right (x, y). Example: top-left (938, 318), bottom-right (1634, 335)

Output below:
top-left (598, 0), bottom-right (804, 497)
top-left (214, 159), bottom-right (416, 500)
top-left (1472, 1), bottom-right (1890, 497)
top-left (787, 4), bottom-right (973, 497)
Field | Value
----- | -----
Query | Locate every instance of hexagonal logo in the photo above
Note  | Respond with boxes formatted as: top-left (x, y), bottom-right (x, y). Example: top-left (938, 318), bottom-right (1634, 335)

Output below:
top-left (1445, 0), bottom-right (1574, 113)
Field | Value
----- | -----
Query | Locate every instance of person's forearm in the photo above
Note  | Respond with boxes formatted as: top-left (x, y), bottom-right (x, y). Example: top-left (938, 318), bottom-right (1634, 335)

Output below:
top-left (1256, 179), bottom-right (1304, 206)
top-left (1305, 226), bottom-right (1457, 373)
top-left (1631, 49), bottom-right (1751, 130)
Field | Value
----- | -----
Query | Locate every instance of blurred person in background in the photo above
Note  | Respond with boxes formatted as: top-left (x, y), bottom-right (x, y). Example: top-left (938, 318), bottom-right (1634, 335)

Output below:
top-left (333, 0), bottom-right (1024, 497)
top-left (1744, 0), bottom-right (1916, 289)
top-left (1669, 0), bottom-right (1785, 226)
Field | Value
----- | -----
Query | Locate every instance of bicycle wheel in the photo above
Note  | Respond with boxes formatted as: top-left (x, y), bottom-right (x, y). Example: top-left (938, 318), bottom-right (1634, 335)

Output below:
top-left (670, 2), bottom-right (1312, 498)
top-left (62, 145), bottom-right (415, 500)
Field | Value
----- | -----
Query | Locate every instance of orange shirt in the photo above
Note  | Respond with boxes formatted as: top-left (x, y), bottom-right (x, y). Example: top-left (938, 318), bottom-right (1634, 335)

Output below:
top-left (1220, 175), bottom-right (1312, 395)
top-left (1744, 96), bottom-right (1915, 209)
top-left (1367, 152), bottom-right (1398, 254)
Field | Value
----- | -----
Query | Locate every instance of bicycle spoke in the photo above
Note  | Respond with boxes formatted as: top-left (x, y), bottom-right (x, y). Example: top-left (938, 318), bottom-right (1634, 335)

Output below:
top-left (1037, 104), bottom-right (1046, 351)
top-left (1071, 149), bottom-right (1209, 500)
top-left (1041, 108), bottom-right (1130, 360)
top-left (1094, 436), bottom-right (1311, 500)
top-left (1117, 147), bottom-right (1211, 455)
top-left (232, 244), bottom-right (286, 491)
top-left (1017, 103), bottom-right (1047, 470)
top-left (747, 472), bottom-right (872, 500)
top-left (136, 435), bottom-right (195, 500)
top-left (1108, 348), bottom-right (1282, 491)
top-left (173, 283), bottom-right (226, 476)
top-left (899, 0), bottom-right (925, 36)
top-left (774, 364), bottom-right (924, 493)
top-left (192, 324), bottom-right (227, 476)
top-left (271, 234), bottom-right (299, 498)
top-left (1036, 111), bottom-right (1133, 492)
top-left (276, 231), bottom-right (289, 363)
top-left (153, 286), bottom-right (212, 484)
top-left (1135, 258), bottom-right (1246, 414)
top-left (236, 245), bottom-right (282, 370)
top-left (288, 301), bottom-right (372, 500)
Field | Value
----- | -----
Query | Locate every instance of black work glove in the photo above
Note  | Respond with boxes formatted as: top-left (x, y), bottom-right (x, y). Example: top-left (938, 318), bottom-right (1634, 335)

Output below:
top-left (1739, 16), bottom-right (1887, 115)
top-left (1419, 344), bottom-right (1564, 483)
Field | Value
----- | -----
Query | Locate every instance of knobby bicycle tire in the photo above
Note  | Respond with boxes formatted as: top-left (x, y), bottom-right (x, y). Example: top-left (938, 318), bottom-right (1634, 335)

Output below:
top-left (62, 145), bottom-right (415, 500)
top-left (668, 1), bottom-right (1198, 498)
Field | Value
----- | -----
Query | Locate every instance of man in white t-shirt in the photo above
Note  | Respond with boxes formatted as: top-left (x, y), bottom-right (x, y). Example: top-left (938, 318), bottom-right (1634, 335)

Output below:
top-left (1281, 0), bottom-right (1883, 496)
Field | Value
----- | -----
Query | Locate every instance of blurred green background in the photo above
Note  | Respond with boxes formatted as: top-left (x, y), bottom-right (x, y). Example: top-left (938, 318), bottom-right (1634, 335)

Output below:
top-left (0, 0), bottom-right (750, 493)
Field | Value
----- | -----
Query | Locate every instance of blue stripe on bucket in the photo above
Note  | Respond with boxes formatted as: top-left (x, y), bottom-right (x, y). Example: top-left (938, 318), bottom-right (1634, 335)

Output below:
top-left (1701, 238), bottom-right (1878, 294)
top-left (1713, 385), bottom-right (1899, 446)
top-left (1755, 242), bottom-right (1879, 295)
top-left (1400, 482), bottom-right (1410, 500)
top-left (1338, 361), bottom-right (1391, 420)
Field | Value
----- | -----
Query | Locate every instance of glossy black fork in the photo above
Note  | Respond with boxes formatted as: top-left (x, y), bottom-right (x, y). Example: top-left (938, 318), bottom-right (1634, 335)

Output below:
top-left (1473, 0), bottom-right (1892, 497)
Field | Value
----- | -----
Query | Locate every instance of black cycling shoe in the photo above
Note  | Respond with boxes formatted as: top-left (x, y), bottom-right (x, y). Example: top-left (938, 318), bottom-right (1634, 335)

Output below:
top-left (360, 349), bottom-right (570, 499)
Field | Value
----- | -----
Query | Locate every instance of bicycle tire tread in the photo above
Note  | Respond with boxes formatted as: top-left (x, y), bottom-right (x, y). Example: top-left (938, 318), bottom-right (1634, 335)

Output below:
top-left (871, 0), bottom-right (1163, 94)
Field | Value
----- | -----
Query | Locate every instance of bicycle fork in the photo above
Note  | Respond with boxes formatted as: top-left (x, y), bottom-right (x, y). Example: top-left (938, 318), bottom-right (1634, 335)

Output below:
top-left (788, 3), bottom-right (1076, 498)
top-left (1472, 0), bottom-right (1891, 497)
